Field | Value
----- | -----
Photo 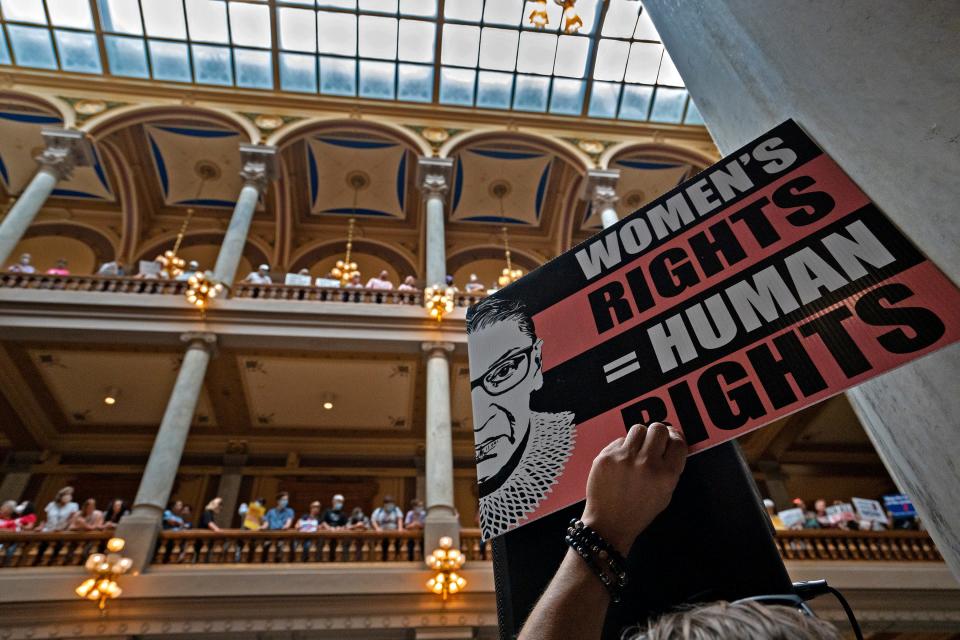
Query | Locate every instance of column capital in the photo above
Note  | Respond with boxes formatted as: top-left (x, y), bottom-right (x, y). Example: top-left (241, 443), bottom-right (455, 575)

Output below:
top-left (35, 129), bottom-right (94, 181)
top-left (180, 331), bottom-right (218, 351)
top-left (583, 168), bottom-right (621, 210)
top-left (416, 157), bottom-right (454, 197)
top-left (239, 144), bottom-right (278, 191)
top-left (421, 341), bottom-right (455, 355)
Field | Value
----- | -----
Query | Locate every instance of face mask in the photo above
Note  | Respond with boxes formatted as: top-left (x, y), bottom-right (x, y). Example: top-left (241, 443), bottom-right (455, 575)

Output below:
top-left (278, 499), bottom-right (288, 508)
top-left (333, 502), bottom-right (343, 510)
top-left (384, 502), bottom-right (395, 511)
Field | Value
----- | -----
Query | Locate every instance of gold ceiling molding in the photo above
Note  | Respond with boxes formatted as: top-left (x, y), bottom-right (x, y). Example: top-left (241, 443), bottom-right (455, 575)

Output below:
top-left (241, 112), bottom-right (305, 134)
top-left (559, 136), bottom-right (615, 166)
top-left (60, 96), bottom-right (129, 124)
top-left (405, 125), bottom-right (464, 155)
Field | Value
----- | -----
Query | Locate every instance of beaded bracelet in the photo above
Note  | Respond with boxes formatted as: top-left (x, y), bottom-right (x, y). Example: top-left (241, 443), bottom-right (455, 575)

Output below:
top-left (564, 518), bottom-right (629, 603)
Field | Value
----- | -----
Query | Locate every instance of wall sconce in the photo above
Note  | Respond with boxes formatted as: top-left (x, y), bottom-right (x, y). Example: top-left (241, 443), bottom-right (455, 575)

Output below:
top-left (425, 536), bottom-right (466, 600)
top-left (76, 537), bottom-right (132, 611)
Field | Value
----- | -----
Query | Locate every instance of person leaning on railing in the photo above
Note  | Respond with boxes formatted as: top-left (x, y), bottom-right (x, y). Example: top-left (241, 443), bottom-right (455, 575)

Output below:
top-left (517, 423), bottom-right (843, 640)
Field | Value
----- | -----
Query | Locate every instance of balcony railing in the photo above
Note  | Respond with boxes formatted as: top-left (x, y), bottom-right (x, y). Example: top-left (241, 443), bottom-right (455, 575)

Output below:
top-left (5, 528), bottom-right (932, 569)
top-left (0, 273), bottom-right (487, 307)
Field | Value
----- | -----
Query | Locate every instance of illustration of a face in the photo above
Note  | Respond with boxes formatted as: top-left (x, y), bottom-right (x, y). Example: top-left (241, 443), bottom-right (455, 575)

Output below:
top-left (470, 319), bottom-right (543, 484)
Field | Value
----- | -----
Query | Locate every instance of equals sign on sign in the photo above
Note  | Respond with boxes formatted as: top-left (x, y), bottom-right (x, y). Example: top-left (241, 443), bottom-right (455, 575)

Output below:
top-left (603, 351), bottom-right (641, 383)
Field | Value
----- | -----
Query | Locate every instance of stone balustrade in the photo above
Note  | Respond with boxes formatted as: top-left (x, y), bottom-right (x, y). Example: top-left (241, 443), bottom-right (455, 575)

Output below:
top-left (774, 529), bottom-right (942, 562)
top-left (231, 282), bottom-right (423, 305)
top-left (0, 272), bottom-right (188, 295)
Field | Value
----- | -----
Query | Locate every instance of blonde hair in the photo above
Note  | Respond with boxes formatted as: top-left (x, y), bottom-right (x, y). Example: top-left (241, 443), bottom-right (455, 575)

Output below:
top-left (629, 600), bottom-right (842, 640)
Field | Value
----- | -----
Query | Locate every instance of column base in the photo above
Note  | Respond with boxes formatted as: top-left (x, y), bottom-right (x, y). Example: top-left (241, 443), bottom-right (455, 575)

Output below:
top-left (114, 506), bottom-right (163, 575)
top-left (424, 509), bottom-right (460, 552)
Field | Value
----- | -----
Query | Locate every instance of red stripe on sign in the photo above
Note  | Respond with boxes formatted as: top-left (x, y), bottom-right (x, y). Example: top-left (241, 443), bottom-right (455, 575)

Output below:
top-left (522, 260), bottom-right (960, 526)
top-left (534, 154), bottom-right (871, 373)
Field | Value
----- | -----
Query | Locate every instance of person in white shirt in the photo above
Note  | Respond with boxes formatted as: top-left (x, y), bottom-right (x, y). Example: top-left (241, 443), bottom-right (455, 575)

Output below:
top-left (464, 273), bottom-right (485, 294)
top-left (344, 273), bottom-right (363, 288)
top-left (6, 253), bottom-right (36, 274)
top-left (365, 270), bottom-right (394, 290)
top-left (244, 264), bottom-right (273, 285)
top-left (42, 486), bottom-right (79, 531)
top-left (397, 275), bottom-right (417, 291)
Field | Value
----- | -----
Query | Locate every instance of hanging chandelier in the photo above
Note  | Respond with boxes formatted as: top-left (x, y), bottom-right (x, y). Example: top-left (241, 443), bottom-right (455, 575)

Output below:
top-left (424, 284), bottom-right (455, 322)
top-left (75, 537), bottom-right (132, 611)
top-left (330, 217), bottom-right (360, 285)
top-left (185, 270), bottom-right (224, 310)
top-left (425, 536), bottom-right (467, 600)
top-left (529, 0), bottom-right (583, 34)
top-left (492, 182), bottom-right (524, 288)
top-left (160, 161), bottom-right (217, 278)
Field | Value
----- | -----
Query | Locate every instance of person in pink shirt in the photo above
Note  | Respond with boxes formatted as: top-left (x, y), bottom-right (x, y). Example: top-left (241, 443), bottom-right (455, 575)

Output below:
top-left (46, 258), bottom-right (70, 276)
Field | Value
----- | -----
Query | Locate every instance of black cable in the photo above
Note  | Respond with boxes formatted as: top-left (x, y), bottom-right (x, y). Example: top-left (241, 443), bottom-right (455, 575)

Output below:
top-left (827, 585), bottom-right (863, 640)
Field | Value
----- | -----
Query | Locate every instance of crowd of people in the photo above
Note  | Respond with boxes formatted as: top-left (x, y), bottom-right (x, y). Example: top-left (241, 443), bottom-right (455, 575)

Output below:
top-left (763, 496), bottom-right (924, 531)
top-left (0, 486), bottom-right (129, 532)
top-left (4, 253), bottom-right (71, 276)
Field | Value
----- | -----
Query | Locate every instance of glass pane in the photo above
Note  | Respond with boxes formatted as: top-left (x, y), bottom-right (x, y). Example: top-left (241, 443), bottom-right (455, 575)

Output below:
top-left (54, 29), bottom-right (102, 73)
top-left (0, 30), bottom-right (11, 64)
top-left (1, 0), bottom-right (46, 24)
top-left (399, 0), bottom-right (434, 17)
top-left (593, 38), bottom-right (628, 81)
top-left (186, 0), bottom-right (229, 44)
top-left (624, 41), bottom-right (661, 84)
top-left (359, 0), bottom-right (397, 12)
top-left (438, 66), bottom-right (474, 105)
top-left (279, 51), bottom-right (316, 92)
top-left (685, 99), bottom-right (705, 125)
top-left (318, 0), bottom-right (355, 7)
top-left (554, 34), bottom-right (588, 78)
top-left (516, 31), bottom-right (556, 75)
top-left (601, 0), bottom-right (639, 38)
top-left (141, 0), bottom-right (187, 39)
top-left (97, 0), bottom-right (142, 35)
top-left (278, 7), bottom-right (316, 52)
top-left (649, 86), bottom-right (687, 123)
top-left (235, 47), bottom-right (272, 88)
top-left (483, 0), bottom-right (522, 26)
top-left (549, 77), bottom-right (584, 115)
top-left (358, 59), bottom-right (395, 98)
top-left (522, 0), bottom-right (560, 32)
top-left (104, 34), bottom-right (149, 77)
top-left (618, 84), bottom-right (653, 120)
top-left (478, 27), bottom-right (517, 72)
top-left (281, 0), bottom-right (315, 4)
top-left (192, 43), bottom-right (232, 85)
top-left (397, 63), bottom-right (432, 102)
top-left (148, 39), bottom-right (191, 81)
top-left (633, 7), bottom-right (659, 40)
top-left (358, 15), bottom-right (396, 60)
top-left (6, 25), bottom-right (57, 69)
top-left (229, 2), bottom-right (270, 48)
top-left (573, 0), bottom-right (600, 35)
top-left (47, 0), bottom-right (94, 29)
top-left (440, 24), bottom-right (478, 66)
top-left (656, 50), bottom-right (684, 86)
top-left (397, 19), bottom-right (433, 63)
top-left (476, 70), bottom-right (511, 109)
top-left (587, 80), bottom-right (620, 118)
top-left (513, 74), bottom-right (548, 111)
top-left (444, 0), bottom-right (481, 22)
top-left (317, 11), bottom-right (356, 56)
top-left (319, 55), bottom-right (356, 95)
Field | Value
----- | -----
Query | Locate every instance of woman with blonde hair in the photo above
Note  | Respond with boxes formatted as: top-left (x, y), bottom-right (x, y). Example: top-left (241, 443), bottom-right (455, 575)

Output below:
top-left (199, 497), bottom-right (222, 532)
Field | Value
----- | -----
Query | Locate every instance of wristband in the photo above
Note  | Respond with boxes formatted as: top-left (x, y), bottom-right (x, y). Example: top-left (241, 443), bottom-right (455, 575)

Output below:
top-left (564, 518), bottom-right (629, 603)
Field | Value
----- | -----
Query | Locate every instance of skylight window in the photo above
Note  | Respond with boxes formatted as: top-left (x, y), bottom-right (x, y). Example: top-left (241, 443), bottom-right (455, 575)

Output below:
top-left (0, 0), bottom-right (702, 124)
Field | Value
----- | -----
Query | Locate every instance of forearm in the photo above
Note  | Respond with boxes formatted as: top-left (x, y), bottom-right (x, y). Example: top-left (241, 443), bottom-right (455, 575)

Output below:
top-left (518, 549), bottom-right (610, 640)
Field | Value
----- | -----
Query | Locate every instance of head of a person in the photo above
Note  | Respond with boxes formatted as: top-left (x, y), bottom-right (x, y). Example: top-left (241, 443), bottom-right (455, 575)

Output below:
top-left (445, 274), bottom-right (454, 286)
top-left (404, 275), bottom-right (415, 285)
top-left (762, 498), bottom-right (775, 515)
top-left (168, 499), bottom-right (183, 513)
top-left (207, 497), bottom-right (222, 513)
top-left (351, 273), bottom-right (361, 284)
top-left (379, 269), bottom-right (389, 280)
top-left (0, 500), bottom-right (15, 518)
top-left (298, 268), bottom-right (309, 275)
top-left (382, 495), bottom-right (396, 511)
top-left (188, 260), bottom-right (199, 270)
top-left (331, 494), bottom-right (344, 510)
top-left (81, 498), bottom-right (96, 515)
top-left (276, 491), bottom-right (289, 508)
top-left (469, 273), bottom-right (479, 283)
top-left (181, 504), bottom-right (192, 516)
top-left (793, 498), bottom-right (807, 511)
top-left (19, 252), bottom-right (32, 265)
top-left (411, 499), bottom-right (424, 511)
top-left (16, 501), bottom-right (34, 516)
top-left (56, 258), bottom-right (67, 268)
top-left (466, 297), bottom-right (543, 486)
top-left (628, 600), bottom-right (842, 640)
top-left (814, 499), bottom-right (827, 514)
top-left (309, 501), bottom-right (321, 516)
top-left (109, 499), bottom-right (125, 513)
top-left (351, 506), bottom-right (364, 518)
top-left (55, 486), bottom-right (74, 505)
top-left (258, 264), bottom-right (270, 275)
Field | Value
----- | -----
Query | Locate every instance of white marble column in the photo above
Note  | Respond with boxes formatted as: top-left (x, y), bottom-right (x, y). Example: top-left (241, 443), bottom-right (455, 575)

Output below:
top-left (416, 157), bottom-right (454, 287)
top-left (116, 333), bottom-right (216, 572)
top-left (642, 0), bottom-right (960, 578)
top-left (422, 341), bottom-right (458, 551)
top-left (212, 144), bottom-right (277, 286)
top-left (0, 129), bottom-right (93, 267)
top-left (584, 168), bottom-right (621, 229)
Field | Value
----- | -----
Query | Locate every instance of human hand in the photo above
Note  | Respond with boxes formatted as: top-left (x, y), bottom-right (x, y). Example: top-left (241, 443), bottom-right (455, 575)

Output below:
top-left (580, 423), bottom-right (687, 556)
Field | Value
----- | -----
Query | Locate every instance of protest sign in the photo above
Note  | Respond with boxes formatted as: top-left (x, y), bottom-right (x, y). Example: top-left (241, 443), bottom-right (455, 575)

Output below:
top-left (284, 272), bottom-right (312, 286)
top-left (777, 508), bottom-right (805, 529)
top-left (138, 260), bottom-right (161, 276)
top-left (826, 503), bottom-right (856, 525)
top-left (467, 120), bottom-right (960, 541)
top-left (883, 494), bottom-right (917, 519)
top-left (853, 497), bottom-right (887, 523)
